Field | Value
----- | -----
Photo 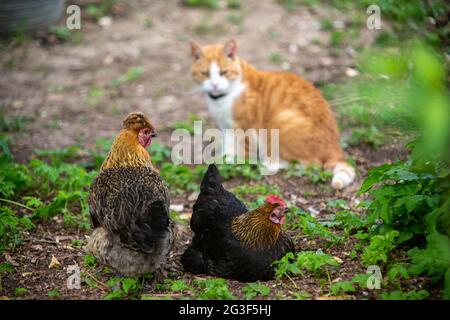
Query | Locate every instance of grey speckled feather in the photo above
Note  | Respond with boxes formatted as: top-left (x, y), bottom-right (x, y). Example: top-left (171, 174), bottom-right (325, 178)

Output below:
top-left (87, 166), bottom-right (190, 276)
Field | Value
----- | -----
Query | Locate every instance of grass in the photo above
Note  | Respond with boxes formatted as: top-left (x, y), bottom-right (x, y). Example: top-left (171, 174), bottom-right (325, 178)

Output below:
top-left (226, 12), bottom-right (244, 27)
top-left (85, 0), bottom-right (117, 21)
top-left (85, 86), bottom-right (104, 108)
top-left (48, 26), bottom-right (83, 44)
top-left (193, 20), bottom-right (227, 36)
top-left (269, 52), bottom-right (282, 64)
top-left (183, 0), bottom-right (219, 9)
top-left (227, 0), bottom-right (241, 9)
top-left (143, 17), bottom-right (153, 29)
top-left (111, 67), bottom-right (144, 87)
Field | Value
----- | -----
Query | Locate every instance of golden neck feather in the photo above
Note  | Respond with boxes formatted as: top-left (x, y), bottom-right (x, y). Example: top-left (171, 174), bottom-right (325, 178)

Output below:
top-left (231, 205), bottom-right (281, 251)
top-left (100, 129), bottom-right (153, 171)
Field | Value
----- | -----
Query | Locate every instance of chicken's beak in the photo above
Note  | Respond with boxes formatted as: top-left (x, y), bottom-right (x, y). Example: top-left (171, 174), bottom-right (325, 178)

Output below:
top-left (151, 130), bottom-right (158, 138)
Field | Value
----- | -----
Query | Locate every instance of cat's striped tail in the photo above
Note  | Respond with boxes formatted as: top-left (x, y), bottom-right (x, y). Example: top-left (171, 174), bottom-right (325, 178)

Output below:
top-left (328, 162), bottom-right (356, 190)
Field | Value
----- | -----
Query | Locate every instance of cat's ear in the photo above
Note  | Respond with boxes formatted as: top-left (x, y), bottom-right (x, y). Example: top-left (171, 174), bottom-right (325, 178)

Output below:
top-left (190, 41), bottom-right (203, 60)
top-left (224, 39), bottom-right (237, 59)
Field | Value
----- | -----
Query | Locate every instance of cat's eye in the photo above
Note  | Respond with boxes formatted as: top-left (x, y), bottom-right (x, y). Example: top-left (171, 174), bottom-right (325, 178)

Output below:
top-left (201, 71), bottom-right (209, 77)
top-left (220, 70), bottom-right (228, 76)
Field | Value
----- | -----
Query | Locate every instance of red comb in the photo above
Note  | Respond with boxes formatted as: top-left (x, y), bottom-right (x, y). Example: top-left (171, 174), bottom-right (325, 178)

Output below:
top-left (265, 195), bottom-right (287, 207)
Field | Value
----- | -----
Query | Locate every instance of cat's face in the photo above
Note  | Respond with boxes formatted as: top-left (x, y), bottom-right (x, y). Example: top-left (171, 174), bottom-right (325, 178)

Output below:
top-left (190, 39), bottom-right (242, 98)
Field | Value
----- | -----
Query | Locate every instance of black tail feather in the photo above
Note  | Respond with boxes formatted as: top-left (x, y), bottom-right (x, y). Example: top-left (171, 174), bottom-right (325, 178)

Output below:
top-left (200, 164), bottom-right (224, 195)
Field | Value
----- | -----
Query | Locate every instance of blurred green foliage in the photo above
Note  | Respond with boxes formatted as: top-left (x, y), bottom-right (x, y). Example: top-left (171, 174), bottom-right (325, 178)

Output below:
top-left (353, 42), bottom-right (450, 298)
top-left (279, 0), bottom-right (449, 49)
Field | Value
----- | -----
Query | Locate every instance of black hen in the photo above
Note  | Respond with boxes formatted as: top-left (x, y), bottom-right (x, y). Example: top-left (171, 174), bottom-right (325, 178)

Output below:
top-left (181, 164), bottom-right (295, 282)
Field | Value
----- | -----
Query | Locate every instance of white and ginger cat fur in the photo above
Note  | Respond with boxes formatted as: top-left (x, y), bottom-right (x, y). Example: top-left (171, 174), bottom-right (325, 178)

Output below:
top-left (190, 39), bottom-right (355, 190)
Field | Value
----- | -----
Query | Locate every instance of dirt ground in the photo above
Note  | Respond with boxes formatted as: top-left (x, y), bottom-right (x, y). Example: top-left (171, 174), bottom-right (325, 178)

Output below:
top-left (0, 0), bottom-right (428, 300)
top-left (0, 0), bottom-right (379, 161)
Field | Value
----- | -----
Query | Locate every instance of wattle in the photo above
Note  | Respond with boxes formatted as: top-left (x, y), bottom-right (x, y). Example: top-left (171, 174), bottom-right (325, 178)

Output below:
top-left (139, 136), bottom-right (151, 148)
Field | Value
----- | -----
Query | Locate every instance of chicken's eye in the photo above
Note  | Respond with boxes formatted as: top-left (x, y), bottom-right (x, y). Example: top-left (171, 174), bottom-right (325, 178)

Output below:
top-left (143, 129), bottom-right (150, 134)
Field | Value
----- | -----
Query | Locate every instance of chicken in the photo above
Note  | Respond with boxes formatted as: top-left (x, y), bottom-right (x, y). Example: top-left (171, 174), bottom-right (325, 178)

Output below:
top-left (181, 164), bottom-right (295, 282)
top-left (86, 112), bottom-right (189, 276)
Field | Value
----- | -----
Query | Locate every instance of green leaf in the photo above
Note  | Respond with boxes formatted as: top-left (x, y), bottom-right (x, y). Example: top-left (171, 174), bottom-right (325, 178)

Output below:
top-left (14, 287), bottom-right (28, 296)
top-left (443, 268), bottom-right (450, 300)
top-left (48, 289), bottom-right (60, 298)
top-left (387, 263), bottom-right (410, 283)
top-left (330, 281), bottom-right (356, 295)
top-left (169, 279), bottom-right (192, 292)
top-left (122, 278), bottom-right (140, 295)
top-left (380, 290), bottom-right (429, 300)
top-left (242, 283), bottom-right (270, 299)
top-left (408, 232), bottom-right (450, 279)
top-left (84, 254), bottom-right (97, 268)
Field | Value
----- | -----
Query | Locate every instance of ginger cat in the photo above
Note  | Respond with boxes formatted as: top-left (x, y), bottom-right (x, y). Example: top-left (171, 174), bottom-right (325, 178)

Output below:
top-left (189, 39), bottom-right (355, 190)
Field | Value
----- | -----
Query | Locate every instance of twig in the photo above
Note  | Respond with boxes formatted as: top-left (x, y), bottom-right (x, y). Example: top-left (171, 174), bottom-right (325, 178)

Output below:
top-left (84, 270), bottom-right (109, 290)
top-left (24, 238), bottom-right (57, 245)
top-left (325, 268), bottom-right (332, 288)
top-left (150, 293), bottom-right (184, 297)
top-left (0, 198), bottom-right (35, 211)
top-left (285, 274), bottom-right (298, 289)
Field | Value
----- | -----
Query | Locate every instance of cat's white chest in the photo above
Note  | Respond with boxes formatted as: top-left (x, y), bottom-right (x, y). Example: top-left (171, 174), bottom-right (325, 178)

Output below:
top-left (207, 82), bottom-right (245, 130)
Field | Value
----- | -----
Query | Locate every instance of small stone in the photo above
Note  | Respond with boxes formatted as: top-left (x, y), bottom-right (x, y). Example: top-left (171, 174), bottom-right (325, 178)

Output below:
top-left (160, 95), bottom-right (176, 105)
top-left (281, 62), bottom-right (291, 71)
top-left (288, 43), bottom-right (298, 54)
top-left (136, 85), bottom-right (145, 96)
top-left (296, 38), bottom-right (308, 47)
top-left (173, 63), bottom-right (182, 72)
top-left (346, 46), bottom-right (357, 58)
top-left (312, 21), bottom-right (321, 30)
top-left (98, 16), bottom-right (112, 28)
top-left (346, 68), bottom-right (359, 77)
top-left (170, 204), bottom-right (184, 212)
top-left (333, 20), bottom-right (345, 29)
top-left (103, 55), bottom-right (114, 65)
top-left (319, 57), bottom-right (333, 66)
